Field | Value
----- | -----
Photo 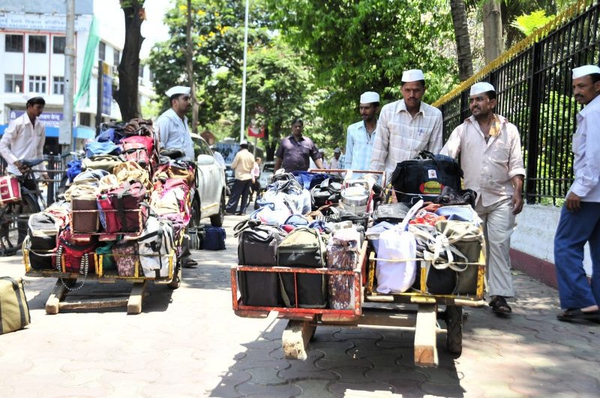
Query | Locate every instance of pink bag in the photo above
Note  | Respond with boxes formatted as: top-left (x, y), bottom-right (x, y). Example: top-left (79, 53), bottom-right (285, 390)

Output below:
top-left (0, 176), bottom-right (21, 205)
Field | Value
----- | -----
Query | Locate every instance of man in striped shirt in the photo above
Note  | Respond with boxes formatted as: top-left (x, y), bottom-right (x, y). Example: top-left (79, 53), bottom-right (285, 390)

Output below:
top-left (370, 69), bottom-right (443, 179)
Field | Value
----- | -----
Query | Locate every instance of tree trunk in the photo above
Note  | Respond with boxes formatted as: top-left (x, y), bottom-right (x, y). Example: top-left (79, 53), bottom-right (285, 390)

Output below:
top-left (450, 0), bottom-right (473, 81)
top-left (115, 1), bottom-right (145, 121)
top-left (186, 0), bottom-right (199, 134)
top-left (483, 0), bottom-right (503, 64)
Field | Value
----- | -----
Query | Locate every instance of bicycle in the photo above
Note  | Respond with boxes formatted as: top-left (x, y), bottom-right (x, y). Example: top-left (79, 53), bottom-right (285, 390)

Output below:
top-left (0, 159), bottom-right (46, 256)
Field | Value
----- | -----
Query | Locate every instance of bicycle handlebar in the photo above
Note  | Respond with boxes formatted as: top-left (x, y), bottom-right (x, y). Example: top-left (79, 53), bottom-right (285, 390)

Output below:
top-left (20, 159), bottom-right (45, 168)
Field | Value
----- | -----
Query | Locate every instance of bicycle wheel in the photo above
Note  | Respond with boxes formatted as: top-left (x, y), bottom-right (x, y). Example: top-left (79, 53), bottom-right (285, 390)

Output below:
top-left (0, 194), bottom-right (41, 256)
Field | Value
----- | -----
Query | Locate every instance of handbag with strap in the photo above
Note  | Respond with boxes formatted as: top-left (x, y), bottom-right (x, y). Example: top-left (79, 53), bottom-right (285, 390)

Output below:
top-left (390, 151), bottom-right (463, 204)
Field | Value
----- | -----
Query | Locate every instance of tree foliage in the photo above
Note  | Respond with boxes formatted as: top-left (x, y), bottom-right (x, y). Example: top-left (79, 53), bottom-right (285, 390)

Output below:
top-left (263, 0), bottom-right (458, 131)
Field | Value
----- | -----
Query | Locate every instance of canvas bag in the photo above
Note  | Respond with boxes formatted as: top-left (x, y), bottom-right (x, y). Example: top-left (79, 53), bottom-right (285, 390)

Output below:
top-left (138, 216), bottom-right (175, 278)
top-left (203, 227), bottom-right (226, 250)
top-left (277, 227), bottom-right (327, 268)
top-left (235, 219), bottom-right (284, 266)
top-left (26, 212), bottom-right (59, 270)
top-left (120, 136), bottom-right (154, 168)
top-left (0, 276), bottom-right (30, 335)
top-left (113, 161), bottom-right (152, 190)
top-left (375, 200), bottom-right (422, 294)
top-left (84, 140), bottom-right (121, 158)
top-left (326, 228), bottom-right (361, 309)
top-left (112, 240), bottom-right (139, 277)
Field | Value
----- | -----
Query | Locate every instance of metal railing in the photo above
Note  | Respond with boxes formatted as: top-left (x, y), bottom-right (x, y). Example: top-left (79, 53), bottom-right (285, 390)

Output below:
top-left (434, 0), bottom-right (600, 206)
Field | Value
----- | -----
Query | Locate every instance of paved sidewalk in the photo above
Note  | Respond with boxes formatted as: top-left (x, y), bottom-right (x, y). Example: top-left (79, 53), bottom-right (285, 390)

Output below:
top-left (1, 214), bottom-right (600, 397)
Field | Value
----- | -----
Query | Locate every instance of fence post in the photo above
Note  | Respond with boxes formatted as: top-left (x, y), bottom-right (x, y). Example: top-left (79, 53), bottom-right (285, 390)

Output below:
top-left (525, 43), bottom-right (542, 205)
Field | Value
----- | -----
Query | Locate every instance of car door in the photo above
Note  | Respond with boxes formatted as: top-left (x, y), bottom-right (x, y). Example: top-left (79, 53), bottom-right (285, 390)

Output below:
top-left (195, 137), bottom-right (224, 217)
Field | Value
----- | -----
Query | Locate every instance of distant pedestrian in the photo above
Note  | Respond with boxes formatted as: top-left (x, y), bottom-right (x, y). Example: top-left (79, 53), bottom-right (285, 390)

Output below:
top-left (226, 141), bottom-right (255, 215)
top-left (329, 148), bottom-right (343, 170)
top-left (251, 157), bottom-right (262, 203)
top-left (441, 82), bottom-right (525, 315)
top-left (554, 65), bottom-right (600, 323)
top-left (274, 118), bottom-right (324, 172)
top-left (346, 91), bottom-right (380, 173)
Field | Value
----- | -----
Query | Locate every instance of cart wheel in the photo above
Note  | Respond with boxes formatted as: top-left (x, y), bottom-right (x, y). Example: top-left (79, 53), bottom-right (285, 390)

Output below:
top-left (444, 305), bottom-right (463, 356)
top-left (168, 264), bottom-right (182, 289)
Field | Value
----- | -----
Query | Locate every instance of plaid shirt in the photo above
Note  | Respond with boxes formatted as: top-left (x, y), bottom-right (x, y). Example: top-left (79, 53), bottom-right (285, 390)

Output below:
top-left (370, 99), bottom-right (443, 176)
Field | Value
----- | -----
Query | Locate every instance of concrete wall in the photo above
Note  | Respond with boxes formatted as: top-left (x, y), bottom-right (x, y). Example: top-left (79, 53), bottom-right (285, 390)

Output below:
top-left (510, 204), bottom-right (593, 288)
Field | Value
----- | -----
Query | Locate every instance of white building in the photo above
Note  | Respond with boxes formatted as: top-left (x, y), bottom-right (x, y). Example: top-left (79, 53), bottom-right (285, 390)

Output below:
top-left (0, 0), bottom-right (155, 154)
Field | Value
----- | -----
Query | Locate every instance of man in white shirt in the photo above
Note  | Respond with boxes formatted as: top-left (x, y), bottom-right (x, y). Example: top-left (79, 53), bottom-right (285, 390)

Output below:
top-left (0, 96), bottom-right (49, 181)
top-left (346, 91), bottom-right (380, 174)
top-left (554, 65), bottom-right (600, 323)
top-left (226, 141), bottom-right (256, 215)
top-left (441, 82), bottom-right (525, 315)
top-left (155, 86), bottom-right (194, 160)
top-left (370, 69), bottom-right (443, 179)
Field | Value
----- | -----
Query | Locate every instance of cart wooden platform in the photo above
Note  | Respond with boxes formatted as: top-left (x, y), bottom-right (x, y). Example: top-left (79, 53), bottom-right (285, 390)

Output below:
top-left (232, 241), bottom-right (485, 367)
top-left (23, 245), bottom-right (181, 315)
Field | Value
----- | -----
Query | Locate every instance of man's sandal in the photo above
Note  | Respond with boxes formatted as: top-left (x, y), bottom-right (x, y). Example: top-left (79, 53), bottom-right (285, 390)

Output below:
top-left (489, 296), bottom-right (512, 314)
top-left (557, 308), bottom-right (600, 323)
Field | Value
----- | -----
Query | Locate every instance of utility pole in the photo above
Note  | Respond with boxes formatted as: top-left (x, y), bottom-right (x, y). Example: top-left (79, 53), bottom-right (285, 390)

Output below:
top-left (60, 0), bottom-right (76, 153)
top-left (240, 0), bottom-right (249, 144)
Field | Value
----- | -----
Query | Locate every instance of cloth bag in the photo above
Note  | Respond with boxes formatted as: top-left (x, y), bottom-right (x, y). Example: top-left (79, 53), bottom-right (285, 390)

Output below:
top-left (375, 200), bottom-right (422, 294)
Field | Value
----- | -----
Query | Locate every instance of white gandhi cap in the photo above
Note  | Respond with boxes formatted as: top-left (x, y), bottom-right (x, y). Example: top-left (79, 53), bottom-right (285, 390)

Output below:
top-left (470, 82), bottom-right (495, 96)
top-left (360, 91), bottom-right (380, 103)
top-left (401, 69), bottom-right (425, 82)
top-left (165, 86), bottom-right (191, 97)
top-left (572, 65), bottom-right (600, 79)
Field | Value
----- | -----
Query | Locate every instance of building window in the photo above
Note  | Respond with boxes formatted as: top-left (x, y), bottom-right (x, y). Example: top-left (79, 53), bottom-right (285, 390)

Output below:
top-left (80, 113), bottom-right (91, 127)
top-left (28, 35), bottom-right (47, 53)
top-left (53, 76), bottom-right (65, 95)
top-left (113, 49), bottom-right (120, 66)
top-left (5, 34), bottom-right (24, 53)
top-left (53, 36), bottom-right (66, 54)
top-left (29, 75), bottom-right (47, 93)
top-left (5, 74), bottom-right (24, 93)
top-left (99, 41), bottom-right (106, 61)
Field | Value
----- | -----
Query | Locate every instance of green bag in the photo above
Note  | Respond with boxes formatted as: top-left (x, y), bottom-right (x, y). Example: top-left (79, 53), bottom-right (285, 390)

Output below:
top-left (277, 227), bottom-right (327, 268)
top-left (82, 154), bottom-right (124, 173)
top-left (0, 276), bottom-right (31, 335)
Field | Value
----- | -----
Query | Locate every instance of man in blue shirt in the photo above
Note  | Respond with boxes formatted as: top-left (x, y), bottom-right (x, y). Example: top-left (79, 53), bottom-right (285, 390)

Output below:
top-left (345, 91), bottom-right (380, 175)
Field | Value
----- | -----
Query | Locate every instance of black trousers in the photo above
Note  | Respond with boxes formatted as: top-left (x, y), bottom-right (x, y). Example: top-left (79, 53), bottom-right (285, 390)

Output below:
top-left (226, 179), bottom-right (252, 214)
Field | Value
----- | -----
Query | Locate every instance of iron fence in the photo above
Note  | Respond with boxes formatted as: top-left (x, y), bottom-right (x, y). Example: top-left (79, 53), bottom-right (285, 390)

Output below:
top-left (434, 0), bottom-right (600, 206)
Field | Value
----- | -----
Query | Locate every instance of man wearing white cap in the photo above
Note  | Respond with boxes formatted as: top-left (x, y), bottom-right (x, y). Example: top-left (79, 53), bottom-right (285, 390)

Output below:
top-left (155, 86), bottom-right (194, 160)
top-left (155, 86), bottom-right (196, 267)
top-left (346, 91), bottom-right (380, 173)
top-left (554, 64), bottom-right (600, 323)
top-left (370, 69), bottom-right (443, 177)
top-left (441, 81), bottom-right (525, 315)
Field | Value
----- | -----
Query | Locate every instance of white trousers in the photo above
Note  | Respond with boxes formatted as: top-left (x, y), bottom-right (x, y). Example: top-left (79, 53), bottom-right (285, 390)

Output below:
top-left (475, 197), bottom-right (516, 298)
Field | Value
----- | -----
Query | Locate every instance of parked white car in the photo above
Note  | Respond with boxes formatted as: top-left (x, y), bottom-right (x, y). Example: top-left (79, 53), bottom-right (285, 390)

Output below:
top-left (190, 134), bottom-right (226, 228)
top-left (258, 161), bottom-right (275, 192)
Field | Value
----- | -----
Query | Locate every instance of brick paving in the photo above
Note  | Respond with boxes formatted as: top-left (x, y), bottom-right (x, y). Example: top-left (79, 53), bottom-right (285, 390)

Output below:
top-left (1, 214), bottom-right (600, 397)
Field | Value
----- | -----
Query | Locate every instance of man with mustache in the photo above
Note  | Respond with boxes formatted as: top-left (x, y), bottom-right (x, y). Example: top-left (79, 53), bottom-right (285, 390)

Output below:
top-left (370, 69), bottom-right (443, 180)
top-left (346, 91), bottom-right (380, 174)
top-left (441, 82), bottom-right (525, 315)
top-left (155, 85), bottom-right (197, 267)
top-left (554, 65), bottom-right (600, 323)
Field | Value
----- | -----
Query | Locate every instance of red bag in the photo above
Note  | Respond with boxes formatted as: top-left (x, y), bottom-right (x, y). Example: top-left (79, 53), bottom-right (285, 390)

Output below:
top-left (56, 229), bottom-right (97, 275)
top-left (0, 175), bottom-right (21, 205)
top-left (120, 141), bottom-right (150, 167)
top-left (98, 181), bottom-right (147, 233)
top-left (120, 135), bottom-right (154, 157)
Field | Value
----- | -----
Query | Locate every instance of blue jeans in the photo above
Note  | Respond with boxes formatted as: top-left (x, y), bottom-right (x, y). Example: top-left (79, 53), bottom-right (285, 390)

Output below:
top-left (554, 202), bottom-right (600, 309)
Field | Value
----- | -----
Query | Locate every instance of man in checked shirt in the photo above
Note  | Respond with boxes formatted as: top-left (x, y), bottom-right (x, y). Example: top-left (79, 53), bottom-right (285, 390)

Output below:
top-left (369, 69), bottom-right (443, 182)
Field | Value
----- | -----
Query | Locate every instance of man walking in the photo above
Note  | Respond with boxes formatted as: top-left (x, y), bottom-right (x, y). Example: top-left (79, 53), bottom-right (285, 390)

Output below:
top-left (554, 65), bottom-right (600, 323)
top-left (370, 70), bottom-right (443, 178)
top-left (226, 141), bottom-right (255, 215)
top-left (441, 82), bottom-right (525, 315)
top-left (274, 118), bottom-right (323, 172)
top-left (346, 91), bottom-right (380, 173)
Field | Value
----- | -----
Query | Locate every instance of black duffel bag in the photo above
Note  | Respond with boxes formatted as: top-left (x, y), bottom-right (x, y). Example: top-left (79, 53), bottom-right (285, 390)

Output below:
top-left (390, 151), bottom-right (463, 204)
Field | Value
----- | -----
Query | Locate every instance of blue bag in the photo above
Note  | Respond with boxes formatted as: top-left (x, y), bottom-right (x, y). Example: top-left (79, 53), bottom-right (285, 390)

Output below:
top-left (203, 227), bottom-right (226, 251)
top-left (66, 159), bottom-right (83, 183)
top-left (85, 141), bottom-right (121, 158)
